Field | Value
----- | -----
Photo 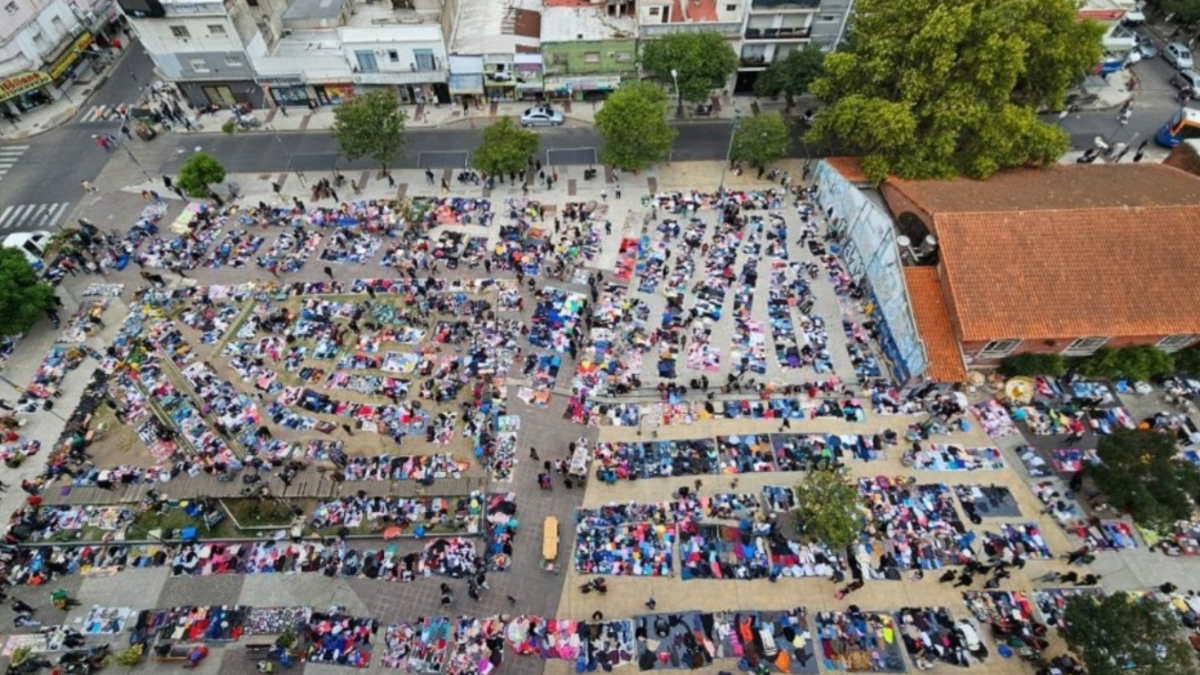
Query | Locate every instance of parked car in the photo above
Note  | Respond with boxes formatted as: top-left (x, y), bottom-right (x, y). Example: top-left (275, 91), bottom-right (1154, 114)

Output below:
top-left (519, 106), bottom-right (564, 127)
top-left (1164, 42), bottom-right (1195, 70)
top-left (1171, 69), bottom-right (1200, 98)
top-left (1136, 33), bottom-right (1158, 59)
top-left (1122, 9), bottom-right (1145, 26)
top-left (2, 230), bottom-right (51, 269)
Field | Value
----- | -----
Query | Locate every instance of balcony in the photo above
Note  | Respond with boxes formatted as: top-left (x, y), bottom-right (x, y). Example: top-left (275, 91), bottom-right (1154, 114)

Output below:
top-left (740, 54), bottom-right (767, 68)
top-left (640, 21), bottom-right (742, 37)
top-left (751, 0), bottom-right (820, 9)
top-left (743, 25), bottom-right (812, 39)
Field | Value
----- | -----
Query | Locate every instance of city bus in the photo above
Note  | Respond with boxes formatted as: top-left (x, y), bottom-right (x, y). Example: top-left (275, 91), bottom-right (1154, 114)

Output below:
top-left (1155, 107), bottom-right (1200, 147)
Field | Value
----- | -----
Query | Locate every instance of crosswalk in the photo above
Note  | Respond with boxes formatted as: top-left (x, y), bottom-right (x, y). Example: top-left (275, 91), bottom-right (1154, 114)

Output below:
top-left (0, 202), bottom-right (71, 231)
top-left (0, 145), bottom-right (28, 184)
top-left (79, 103), bottom-right (139, 123)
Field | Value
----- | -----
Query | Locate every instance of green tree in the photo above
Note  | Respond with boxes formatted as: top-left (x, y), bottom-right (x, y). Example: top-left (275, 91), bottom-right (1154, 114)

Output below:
top-left (806, 0), bottom-right (1104, 182)
top-left (332, 89), bottom-right (408, 172)
top-left (1063, 592), bottom-right (1195, 675)
top-left (641, 32), bottom-right (739, 111)
top-left (753, 44), bottom-right (826, 110)
top-left (794, 469), bottom-right (862, 549)
top-left (176, 151), bottom-right (226, 198)
top-left (0, 248), bottom-right (56, 336)
top-left (1163, 0), bottom-right (1200, 25)
top-left (1173, 342), bottom-right (1200, 374)
top-left (1090, 430), bottom-right (1200, 532)
top-left (595, 81), bottom-right (677, 171)
top-left (732, 112), bottom-right (793, 168)
top-left (1075, 346), bottom-right (1175, 382)
top-left (472, 117), bottom-right (539, 178)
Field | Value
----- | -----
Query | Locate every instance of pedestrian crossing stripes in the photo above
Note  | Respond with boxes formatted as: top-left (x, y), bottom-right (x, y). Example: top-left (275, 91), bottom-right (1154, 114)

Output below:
top-left (0, 202), bottom-right (71, 231)
top-left (79, 104), bottom-right (127, 123)
top-left (0, 145), bottom-right (29, 184)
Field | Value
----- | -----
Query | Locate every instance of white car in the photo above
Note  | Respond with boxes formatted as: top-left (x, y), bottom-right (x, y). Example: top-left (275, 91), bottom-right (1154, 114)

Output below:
top-left (519, 107), bottom-right (564, 127)
top-left (3, 230), bottom-right (51, 269)
top-left (1165, 42), bottom-right (1195, 70)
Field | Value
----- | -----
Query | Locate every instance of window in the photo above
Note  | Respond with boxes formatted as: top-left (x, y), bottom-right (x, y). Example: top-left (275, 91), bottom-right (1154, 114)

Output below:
top-left (978, 340), bottom-right (1021, 358)
top-left (3, 1), bottom-right (17, 15)
top-left (224, 56), bottom-right (242, 66)
top-left (413, 48), bottom-right (434, 71)
top-left (818, 14), bottom-right (838, 21)
top-left (387, 50), bottom-right (399, 63)
top-left (726, 4), bottom-right (737, 10)
top-left (355, 50), bottom-right (379, 73)
top-left (613, 51), bottom-right (632, 62)
top-left (170, 25), bottom-right (191, 38)
top-left (1158, 334), bottom-right (1196, 352)
top-left (648, 6), bottom-right (659, 14)
top-left (189, 58), bottom-right (210, 72)
top-left (584, 52), bottom-right (600, 63)
top-left (208, 24), bottom-right (226, 35)
top-left (246, 0), bottom-right (258, 6)
top-left (1062, 336), bottom-right (1110, 356)
top-left (32, 31), bottom-right (43, 43)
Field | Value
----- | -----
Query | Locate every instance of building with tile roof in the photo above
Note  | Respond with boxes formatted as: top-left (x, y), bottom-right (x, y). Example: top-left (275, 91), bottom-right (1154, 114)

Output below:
top-left (880, 164), bottom-right (1200, 367)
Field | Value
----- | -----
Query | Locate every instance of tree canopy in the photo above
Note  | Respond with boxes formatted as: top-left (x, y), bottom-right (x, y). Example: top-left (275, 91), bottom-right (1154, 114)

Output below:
top-left (732, 112), bottom-right (793, 168)
top-left (794, 469), bottom-right (862, 549)
top-left (641, 32), bottom-right (739, 104)
top-left (472, 117), bottom-right (539, 177)
top-left (332, 90), bottom-right (408, 171)
top-left (595, 81), bottom-right (677, 171)
top-left (0, 248), bottom-right (56, 337)
top-left (1164, 0), bottom-right (1200, 26)
top-left (176, 151), bottom-right (226, 198)
top-left (806, 0), bottom-right (1104, 182)
top-left (1062, 592), bottom-right (1195, 675)
top-left (1074, 346), bottom-right (1175, 382)
top-left (1089, 430), bottom-right (1200, 532)
top-left (753, 44), bottom-right (826, 109)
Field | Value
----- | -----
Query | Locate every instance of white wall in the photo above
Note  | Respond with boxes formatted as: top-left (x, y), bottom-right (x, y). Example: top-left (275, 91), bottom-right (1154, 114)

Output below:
top-left (340, 36), bottom-right (445, 74)
top-left (0, 0), bottom-right (42, 43)
top-left (0, 0), bottom-right (85, 77)
top-left (132, 14), bottom-right (244, 55)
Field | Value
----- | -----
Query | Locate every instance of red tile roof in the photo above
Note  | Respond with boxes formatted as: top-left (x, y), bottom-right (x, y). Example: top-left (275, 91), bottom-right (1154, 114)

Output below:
top-left (886, 164), bottom-right (1200, 218)
top-left (904, 268), bottom-right (968, 382)
top-left (936, 206), bottom-right (1200, 342)
top-left (824, 157), bottom-right (869, 184)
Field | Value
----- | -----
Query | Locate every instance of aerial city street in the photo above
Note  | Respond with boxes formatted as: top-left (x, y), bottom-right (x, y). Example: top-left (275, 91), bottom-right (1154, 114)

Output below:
top-left (0, 0), bottom-right (1199, 674)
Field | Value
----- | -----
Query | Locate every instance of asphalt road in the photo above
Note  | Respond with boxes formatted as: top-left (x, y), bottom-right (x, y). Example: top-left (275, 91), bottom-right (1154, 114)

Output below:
top-left (0, 33), bottom-right (1193, 233)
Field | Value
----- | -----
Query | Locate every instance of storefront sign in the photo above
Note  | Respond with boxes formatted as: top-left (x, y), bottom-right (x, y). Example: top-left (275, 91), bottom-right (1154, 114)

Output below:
top-left (352, 72), bottom-right (443, 86)
top-left (543, 75), bottom-right (621, 93)
top-left (0, 72), bottom-right (52, 102)
top-left (1078, 8), bottom-right (1125, 20)
top-left (48, 33), bottom-right (94, 80)
top-left (448, 73), bottom-right (484, 95)
top-left (258, 76), bottom-right (304, 87)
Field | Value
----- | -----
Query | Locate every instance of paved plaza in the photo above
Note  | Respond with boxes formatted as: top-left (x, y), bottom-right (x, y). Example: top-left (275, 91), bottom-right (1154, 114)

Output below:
top-left (0, 159), bottom-right (1196, 675)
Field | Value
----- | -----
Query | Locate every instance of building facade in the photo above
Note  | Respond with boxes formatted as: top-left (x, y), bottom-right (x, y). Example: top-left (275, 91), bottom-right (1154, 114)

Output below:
top-left (1, 0), bottom-right (121, 117)
top-left (119, 0), bottom-right (450, 108)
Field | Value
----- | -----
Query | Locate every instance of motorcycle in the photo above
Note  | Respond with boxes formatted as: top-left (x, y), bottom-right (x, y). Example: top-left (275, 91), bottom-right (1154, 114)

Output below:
top-left (579, 577), bottom-right (608, 595)
top-left (583, 168), bottom-right (598, 180)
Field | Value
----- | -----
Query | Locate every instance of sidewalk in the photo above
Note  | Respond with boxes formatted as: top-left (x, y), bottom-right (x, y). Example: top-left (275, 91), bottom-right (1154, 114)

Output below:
top-left (0, 49), bottom-right (130, 141)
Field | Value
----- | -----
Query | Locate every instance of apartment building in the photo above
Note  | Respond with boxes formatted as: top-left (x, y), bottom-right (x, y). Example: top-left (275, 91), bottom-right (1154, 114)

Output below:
top-left (1, 0), bottom-right (122, 117)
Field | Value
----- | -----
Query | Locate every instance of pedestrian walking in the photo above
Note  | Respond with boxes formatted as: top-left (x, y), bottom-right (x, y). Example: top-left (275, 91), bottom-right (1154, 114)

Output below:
top-left (506, 595), bottom-right (517, 606)
top-left (120, 125), bottom-right (133, 140)
top-left (386, 171), bottom-right (396, 188)
top-left (324, 265), bottom-right (335, 281)
top-left (614, 184), bottom-right (621, 199)
top-left (341, 423), bottom-right (354, 436)
top-left (80, 180), bottom-right (98, 193)
top-left (529, 447), bottom-right (539, 461)
top-left (425, 168), bottom-right (435, 185)
top-left (600, 187), bottom-right (607, 201)
top-left (645, 596), bottom-right (656, 610)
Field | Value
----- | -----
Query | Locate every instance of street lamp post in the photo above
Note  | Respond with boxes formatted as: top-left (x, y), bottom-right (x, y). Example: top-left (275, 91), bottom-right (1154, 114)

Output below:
top-left (718, 109), bottom-right (742, 193)
top-left (670, 68), bottom-right (682, 118)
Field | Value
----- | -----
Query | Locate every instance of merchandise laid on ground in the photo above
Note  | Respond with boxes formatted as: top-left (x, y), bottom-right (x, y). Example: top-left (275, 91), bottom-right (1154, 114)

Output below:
top-left (4, 172), bottom-right (1196, 675)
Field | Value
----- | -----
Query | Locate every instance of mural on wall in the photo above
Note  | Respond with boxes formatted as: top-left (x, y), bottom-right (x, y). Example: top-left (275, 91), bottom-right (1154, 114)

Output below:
top-left (812, 160), bottom-right (929, 383)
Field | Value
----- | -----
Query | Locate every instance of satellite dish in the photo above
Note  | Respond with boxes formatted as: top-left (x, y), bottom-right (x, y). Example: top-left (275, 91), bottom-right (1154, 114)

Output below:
top-left (896, 235), bottom-right (912, 247)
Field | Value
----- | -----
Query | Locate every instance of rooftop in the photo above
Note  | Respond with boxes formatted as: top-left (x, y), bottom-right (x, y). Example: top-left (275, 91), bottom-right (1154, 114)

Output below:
top-left (884, 164), bottom-right (1200, 219)
top-left (541, 5), bottom-right (637, 41)
top-left (824, 157), bottom-right (869, 184)
top-left (449, 0), bottom-right (542, 54)
top-left (345, 3), bottom-right (441, 28)
top-left (283, 0), bottom-right (347, 24)
top-left (935, 206), bottom-right (1200, 342)
top-left (903, 268), bottom-right (967, 383)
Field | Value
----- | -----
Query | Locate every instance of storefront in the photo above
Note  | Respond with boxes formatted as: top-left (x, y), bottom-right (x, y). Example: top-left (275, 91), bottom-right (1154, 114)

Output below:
top-left (351, 72), bottom-right (449, 106)
top-left (483, 56), bottom-right (516, 102)
top-left (544, 75), bottom-right (623, 101)
top-left (261, 77), bottom-right (309, 107)
top-left (0, 72), bottom-right (53, 114)
top-left (312, 83), bottom-right (355, 106)
top-left (46, 33), bottom-right (94, 87)
top-left (514, 55), bottom-right (544, 102)
top-left (448, 55), bottom-right (484, 108)
top-left (178, 81), bottom-right (264, 108)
